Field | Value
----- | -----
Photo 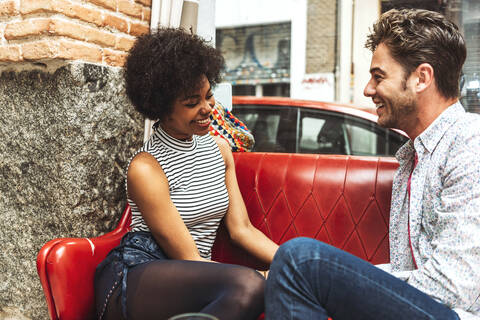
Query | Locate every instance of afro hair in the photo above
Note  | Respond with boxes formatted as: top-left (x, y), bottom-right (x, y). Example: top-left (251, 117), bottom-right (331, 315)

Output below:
top-left (125, 28), bottom-right (225, 120)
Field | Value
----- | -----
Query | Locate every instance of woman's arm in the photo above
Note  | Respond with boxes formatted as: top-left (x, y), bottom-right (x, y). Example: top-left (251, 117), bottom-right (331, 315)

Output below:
top-left (214, 137), bottom-right (279, 265)
top-left (127, 152), bottom-right (210, 262)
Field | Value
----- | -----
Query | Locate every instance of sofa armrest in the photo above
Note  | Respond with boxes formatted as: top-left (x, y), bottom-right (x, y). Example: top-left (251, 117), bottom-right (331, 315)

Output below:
top-left (37, 205), bottom-right (131, 320)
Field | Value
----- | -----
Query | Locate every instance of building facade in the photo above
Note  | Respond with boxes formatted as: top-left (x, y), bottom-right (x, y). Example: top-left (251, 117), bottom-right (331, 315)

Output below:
top-left (216, 0), bottom-right (480, 113)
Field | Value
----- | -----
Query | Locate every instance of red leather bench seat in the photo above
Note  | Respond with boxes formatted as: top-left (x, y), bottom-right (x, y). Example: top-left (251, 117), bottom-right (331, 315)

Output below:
top-left (37, 153), bottom-right (398, 319)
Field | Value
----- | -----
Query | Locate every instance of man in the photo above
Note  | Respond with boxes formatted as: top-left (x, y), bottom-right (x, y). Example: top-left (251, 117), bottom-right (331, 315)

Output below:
top-left (265, 9), bottom-right (480, 320)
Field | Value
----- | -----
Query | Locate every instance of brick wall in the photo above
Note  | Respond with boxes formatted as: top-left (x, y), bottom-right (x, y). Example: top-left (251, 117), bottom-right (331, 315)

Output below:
top-left (306, 0), bottom-right (337, 74)
top-left (0, 0), bottom-right (151, 67)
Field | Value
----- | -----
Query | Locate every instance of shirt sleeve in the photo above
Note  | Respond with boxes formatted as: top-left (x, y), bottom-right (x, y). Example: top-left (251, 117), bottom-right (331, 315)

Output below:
top-left (407, 133), bottom-right (480, 310)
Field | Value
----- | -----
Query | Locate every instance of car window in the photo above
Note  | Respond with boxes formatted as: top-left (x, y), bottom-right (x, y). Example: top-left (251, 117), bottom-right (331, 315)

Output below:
top-left (299, 109), bottom-right (407, 156)
top-left (232, 103), bottom-right (407, 156)
top-left (344, 117), bottom-right (407, 156)
top-left (344, 121), bottom-right (379, 155)
top-left (299, 111), bottom-right (347, 154)
top-left (232, 105), bottom-right (296, 152)
top-left (300, 117), bottom-right (326, 151)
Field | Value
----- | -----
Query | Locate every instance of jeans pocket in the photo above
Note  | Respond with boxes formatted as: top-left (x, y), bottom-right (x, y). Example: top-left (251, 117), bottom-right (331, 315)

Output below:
top-left (122, 232), bottom-right (167, 267)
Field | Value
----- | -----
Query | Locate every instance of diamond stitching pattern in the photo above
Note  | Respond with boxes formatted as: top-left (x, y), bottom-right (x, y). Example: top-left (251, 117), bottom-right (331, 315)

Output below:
top-left (211, 153), bottom-right (399, 269)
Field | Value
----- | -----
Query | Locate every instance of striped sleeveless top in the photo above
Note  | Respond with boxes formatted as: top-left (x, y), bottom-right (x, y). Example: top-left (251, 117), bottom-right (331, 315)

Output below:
top-left (126, 126), bottom-right (230, 259)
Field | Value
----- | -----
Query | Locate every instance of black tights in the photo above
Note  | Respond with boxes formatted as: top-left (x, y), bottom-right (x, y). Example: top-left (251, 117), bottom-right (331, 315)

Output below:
top-left (103, 260), bottom-right (265, 320)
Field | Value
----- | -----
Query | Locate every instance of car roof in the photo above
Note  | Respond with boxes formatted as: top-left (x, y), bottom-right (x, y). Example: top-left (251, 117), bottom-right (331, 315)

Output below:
top-left (232, 96), bottom-right (408, 137)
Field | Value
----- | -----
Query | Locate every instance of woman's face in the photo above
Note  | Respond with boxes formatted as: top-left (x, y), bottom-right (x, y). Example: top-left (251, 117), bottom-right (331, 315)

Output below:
top-left (161, 75), bottom-right (215, 140)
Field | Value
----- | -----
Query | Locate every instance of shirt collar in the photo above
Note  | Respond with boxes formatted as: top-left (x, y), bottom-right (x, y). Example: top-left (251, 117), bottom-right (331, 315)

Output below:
top-left (395, 139), bottom-right (414, 166)
top-left (154, 124), bottom-right (197, 152)
top-left (395, 101), bottom-right (464, 164)
top-left (415, 101), bottom-right (464, 154)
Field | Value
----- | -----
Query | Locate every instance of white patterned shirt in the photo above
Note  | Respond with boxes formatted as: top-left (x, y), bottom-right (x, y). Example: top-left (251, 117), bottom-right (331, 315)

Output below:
top-left (378, 102), bottom-right (480, 319)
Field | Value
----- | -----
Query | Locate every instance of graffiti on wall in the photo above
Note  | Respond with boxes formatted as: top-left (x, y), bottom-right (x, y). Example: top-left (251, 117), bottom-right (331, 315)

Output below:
top-left (216, 22), bottom-right (291, 85)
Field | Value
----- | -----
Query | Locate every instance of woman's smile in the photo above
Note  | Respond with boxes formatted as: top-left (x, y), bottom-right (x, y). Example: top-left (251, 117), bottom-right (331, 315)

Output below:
top-left (194, 118), bottom-right (211, 127)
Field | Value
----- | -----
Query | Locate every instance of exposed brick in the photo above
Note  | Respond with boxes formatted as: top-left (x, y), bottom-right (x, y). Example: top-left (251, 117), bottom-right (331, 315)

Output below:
top-left (103, 48), bottom-right (127, 67)
top-left (4, 18), bottom-right (51, 40)
top-left (115, 35), bottom-right (135, 51)
top-left (56, 0), bottom-right (104, 27)
top-left (87, 0), bottom-right (116, 11)
top-left (0, 45), bottom-right (22, 62)
top-left (129, 21), bottom-right (149, 36)
top-left (134, 0), bottom-right (151, 7)
top-left (22, 39), bottom-right (102, 62)
top-left (50, 19), bottom-right (116, 48)
top-left (21, 40), bottom-right (59, 60)
top-left (103, 13), bottom-right (129, 33)
top-left (117, 0), bottom-right (143, 19)
top-left (306, 0), bottom-right (336, 73)
top-left (82, 25), bottom-right (117, 48)
top-left (20, 0), bottom-right (53, 14)
top-left (142, 7), bottom-right (151, 22)
top-left (57, 39), bottom-right (103, 62)
top-left (0, 0), bottom-right (19, 17)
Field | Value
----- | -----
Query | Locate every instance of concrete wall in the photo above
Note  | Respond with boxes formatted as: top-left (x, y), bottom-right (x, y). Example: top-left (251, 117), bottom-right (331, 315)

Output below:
top-left (351, 0), bottom-right (379, 108)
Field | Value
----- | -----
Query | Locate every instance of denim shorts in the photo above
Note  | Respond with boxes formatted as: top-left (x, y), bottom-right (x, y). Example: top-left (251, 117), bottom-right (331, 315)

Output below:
top-left (94, 231), bottom-right (168, 320)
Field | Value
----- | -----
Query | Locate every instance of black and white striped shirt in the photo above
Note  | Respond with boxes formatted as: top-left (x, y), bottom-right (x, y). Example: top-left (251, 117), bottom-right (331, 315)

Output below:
top-left (126, 126), bottom-right (230, 259)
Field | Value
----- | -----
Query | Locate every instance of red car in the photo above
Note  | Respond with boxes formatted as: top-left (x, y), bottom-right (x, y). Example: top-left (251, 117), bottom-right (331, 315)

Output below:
top-left (232, 96), bottom-right (408, 157)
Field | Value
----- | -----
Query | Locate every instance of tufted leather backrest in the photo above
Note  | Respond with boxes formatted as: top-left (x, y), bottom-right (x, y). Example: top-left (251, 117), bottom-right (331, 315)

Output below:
top-left (211, 152), bottom-right (398, 270)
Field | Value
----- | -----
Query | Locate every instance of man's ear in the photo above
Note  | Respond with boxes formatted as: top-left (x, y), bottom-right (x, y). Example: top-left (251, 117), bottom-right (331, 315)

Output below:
top-left (414, 63), bottom-right (434, 93)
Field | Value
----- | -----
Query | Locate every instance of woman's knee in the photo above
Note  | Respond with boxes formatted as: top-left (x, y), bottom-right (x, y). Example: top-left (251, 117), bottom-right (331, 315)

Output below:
top-left (225, 267), bottom-right (265, 310)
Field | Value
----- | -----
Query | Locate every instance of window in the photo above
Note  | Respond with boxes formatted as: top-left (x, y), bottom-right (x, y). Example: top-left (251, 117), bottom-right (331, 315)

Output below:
top-left (344, 122), bottom-right (378, 155)
top-left (232, 85), bottom-right (256, 96)
top-left (232, 105), bottom-right (297, 152)
top-left (263, 83), bottom-right (290, 97)
top-left (299, 111), bottom-right (348, 154)
top-left (299, 109), bottom-right (407, 156)
top-left (344, 116), bottom-right (407, 156)
top-left (299, 117), bottom-right (326, 151)
top-left (232, 104), bottom-right (407, 156)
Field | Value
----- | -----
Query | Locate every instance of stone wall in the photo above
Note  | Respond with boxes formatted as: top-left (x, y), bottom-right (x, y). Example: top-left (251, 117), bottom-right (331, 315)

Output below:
top-left (0, 0), bottom-right (151, 317)
top-left (0, 62), bottom-right (144, 319)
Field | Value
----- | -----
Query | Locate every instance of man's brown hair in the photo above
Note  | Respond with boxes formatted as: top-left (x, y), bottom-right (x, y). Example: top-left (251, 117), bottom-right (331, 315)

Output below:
top-left (365, 9), bottom-right (466, 99)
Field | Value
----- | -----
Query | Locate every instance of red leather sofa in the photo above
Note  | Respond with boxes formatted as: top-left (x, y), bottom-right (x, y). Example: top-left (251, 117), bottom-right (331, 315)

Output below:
top-left (37, 152), bottom-right (398, 320)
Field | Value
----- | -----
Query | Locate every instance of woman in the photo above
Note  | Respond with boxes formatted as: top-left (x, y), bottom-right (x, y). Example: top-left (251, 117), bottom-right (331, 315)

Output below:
top-left (94, 28), bottom-right (278, 320)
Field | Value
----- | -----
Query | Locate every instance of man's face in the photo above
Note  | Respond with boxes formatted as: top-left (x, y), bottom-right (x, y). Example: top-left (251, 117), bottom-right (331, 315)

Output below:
top-left (364, 43), bottom-right (417, 131)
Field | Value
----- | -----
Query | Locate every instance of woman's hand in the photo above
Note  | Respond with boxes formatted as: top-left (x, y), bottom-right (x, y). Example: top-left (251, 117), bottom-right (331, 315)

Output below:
top-left (214, 137), bottom-right (279, 265)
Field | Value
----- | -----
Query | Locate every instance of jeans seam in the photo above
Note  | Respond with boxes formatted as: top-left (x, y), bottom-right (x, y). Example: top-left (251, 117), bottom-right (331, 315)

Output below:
top-left (280, 247), bottom-right (329, 320)
top-left (294, 257), bottom-right (436, 319)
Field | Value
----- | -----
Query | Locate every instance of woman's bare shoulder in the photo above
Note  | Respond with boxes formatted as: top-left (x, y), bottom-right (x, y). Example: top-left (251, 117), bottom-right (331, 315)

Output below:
top-left (128, 152), bottom-right (163, 179)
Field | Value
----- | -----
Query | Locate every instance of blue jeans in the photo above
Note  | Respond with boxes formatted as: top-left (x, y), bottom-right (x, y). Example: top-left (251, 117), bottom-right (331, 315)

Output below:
top-left (265, 237), bottom-right (459, 320)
